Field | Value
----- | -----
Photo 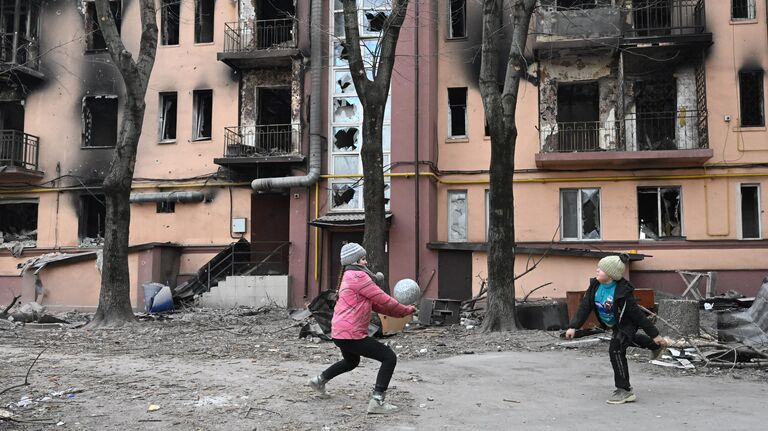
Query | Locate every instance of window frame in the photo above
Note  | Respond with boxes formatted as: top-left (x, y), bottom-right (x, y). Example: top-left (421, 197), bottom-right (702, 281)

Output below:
top-left (448, 0), bottom-right (466, 39)
top-left (739, 183), bottom-right (762, 239)
top-left (192, 89), bottom-right (213, 141)
top-left (160, 0), bottom-right (181, 46)
top-left (637, 186), bottom-right (684, 240)
top-left (559, 188), bottom-right (602, 241)
top-left (738, 70), bottom-right (765, 128)
top-left (447, 87), bottom-right (468, 138)
top-left (731, 0), bottom-right (756, 21)
top-left (81, 95), bottom-right (118, 148)
top-left (194, 0), bottom-right (215, 44)
top-left (447, 189), bottom-right (468, 243)
top-left (84, 0), bottom-right (122, 52)
top-left (158, 92), bottom-right (178, 143)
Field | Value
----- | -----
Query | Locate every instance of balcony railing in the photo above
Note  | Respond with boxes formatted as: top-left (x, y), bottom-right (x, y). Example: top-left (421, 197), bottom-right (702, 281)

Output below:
top-left (0, 130), bottom-right (39, 171)
top-left (223, 124), bottom-right (299, 158)
top-left (540, 110), bottom-right (707, 153)
top-left (223, 18), bottom-right (296, 53)
top-left (625, 0), bottom-right (706, 38)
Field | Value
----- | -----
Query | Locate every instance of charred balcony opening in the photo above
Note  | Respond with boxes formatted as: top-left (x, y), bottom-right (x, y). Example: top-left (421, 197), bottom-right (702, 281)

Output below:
top-left (79, 193), bottom-right (106, 246)
top-left (82, 96), bottom-right (118, 148)
top-left (218, 0), bottom-right (299, 69)
top-left (0, 100), bottom-right (40, 179)
top-left (0, 199), bottom-right (37, 252)
top-left (84, 0), bottom-right (122, 52)
top-left (0, 0), bottom-right (42, 81)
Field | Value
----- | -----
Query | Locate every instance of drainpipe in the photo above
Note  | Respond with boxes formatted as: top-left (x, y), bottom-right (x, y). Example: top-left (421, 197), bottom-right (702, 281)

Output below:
top-left (251, 0), bottom-right (321, 191)
top-left (413, 0), bottom-right (420, 284)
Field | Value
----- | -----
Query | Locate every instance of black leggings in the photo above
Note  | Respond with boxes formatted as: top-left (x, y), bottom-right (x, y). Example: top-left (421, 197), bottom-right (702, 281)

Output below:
top-left (609, 329), bottom-right (659, 390)
top-left (321, 337), bottom-right (397, 393)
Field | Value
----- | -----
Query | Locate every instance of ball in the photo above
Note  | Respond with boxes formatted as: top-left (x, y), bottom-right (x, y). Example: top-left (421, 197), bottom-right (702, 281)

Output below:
top-left (393, 278), bottom-right (420, 305)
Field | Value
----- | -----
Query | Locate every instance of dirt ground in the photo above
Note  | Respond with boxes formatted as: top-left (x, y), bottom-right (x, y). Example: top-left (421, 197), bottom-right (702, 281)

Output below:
top-left (1, 306), bottom-right (766, 430)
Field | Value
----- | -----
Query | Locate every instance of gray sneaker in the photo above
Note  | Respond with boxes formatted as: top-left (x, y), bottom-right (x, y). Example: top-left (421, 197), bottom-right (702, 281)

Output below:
top-left (650, 346), bottom-right (665, 361)
top-left (308, 375), bottom-right (327, 395)
top-left (607, 388), bottom-right (636, 404)
top-left (367, 393), bottom-right (399, 414)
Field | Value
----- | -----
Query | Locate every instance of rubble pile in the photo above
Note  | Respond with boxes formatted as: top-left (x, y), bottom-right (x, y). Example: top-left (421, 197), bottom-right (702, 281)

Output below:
top-left (0, 229), bottom-right (37, 256)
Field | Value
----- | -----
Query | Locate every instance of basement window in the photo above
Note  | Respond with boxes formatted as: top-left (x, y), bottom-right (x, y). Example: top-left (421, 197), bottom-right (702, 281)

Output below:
top-left (0, 200), bottom-right (38, 248)
top-left (740, 184), bottom-right (761, 239)
top-left (161, 0), bottom-right (180, 45)
top-left (448, 0), bottom-right (465, 39)
top-left (739, 70), bottom-right (765, 127)
top-left (448, 190), bottom-right (468, 242)
top-left (195, 0), bottom-right (214, 43)
top-left (157, 201), bottom-right (176, 214)
top-left (159, 92), bottom-right (177, 142)
top-left (732, 0), bottom-right (756, 20)
top-left (561, 188), bottom-right (601, 240)
top-left (85, 0), bottom-right (121, 51)
top-left (448, 87), bottom-right (467, 138)
top-left (82, 96), bottom-right (118, 148)
top-left (79, 194), bottom-right (106, 242)
top-left (192, 89), bottom-right (213, 140)
top-left (638, 186), bottom-right (682, 240)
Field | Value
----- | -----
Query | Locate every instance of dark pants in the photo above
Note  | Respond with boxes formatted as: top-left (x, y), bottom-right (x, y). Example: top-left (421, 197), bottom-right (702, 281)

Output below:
top-left (321, 337), bottom-right (397, 393)
top-left (609, 329), bottom-right (659, 390)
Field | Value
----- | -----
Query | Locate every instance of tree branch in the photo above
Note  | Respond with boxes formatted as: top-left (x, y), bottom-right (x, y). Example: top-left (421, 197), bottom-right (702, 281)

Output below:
top-left (0, 347), bottom-right (48, 396)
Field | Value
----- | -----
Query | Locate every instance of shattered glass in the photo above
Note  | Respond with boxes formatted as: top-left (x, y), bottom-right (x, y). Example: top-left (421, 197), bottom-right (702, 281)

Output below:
top-left (331, 182), bottom-right (362, 210)
top-left (332, 127), bottom-right (360, 152)
top-left (581, 189), bottom-right (601, 240)
top-left (335, 71), bottom-right (355, 94)
top-left (333, 97), bottom-right (362, 123)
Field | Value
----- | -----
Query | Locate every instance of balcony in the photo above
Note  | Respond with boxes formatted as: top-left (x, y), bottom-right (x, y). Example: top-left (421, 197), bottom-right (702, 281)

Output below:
top-left (217, 19), bottom-right (301, 69)
top-left (0, 130), bottom-right (43, 181)
top-left (536, 110), bottom-right (713, 169)
top-left (534, 0), bottom-right (710, 53)
top-left (0, 32), bottom-right (44, 82)
top-left (214, 124), bottom-right (304, 169)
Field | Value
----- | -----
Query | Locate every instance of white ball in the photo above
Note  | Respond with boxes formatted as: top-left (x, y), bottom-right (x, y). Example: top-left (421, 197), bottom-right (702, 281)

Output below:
top-left (393, 278), bottom-right (420, 305)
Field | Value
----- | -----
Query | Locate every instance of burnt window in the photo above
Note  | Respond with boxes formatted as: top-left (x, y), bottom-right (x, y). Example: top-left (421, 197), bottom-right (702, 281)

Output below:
top-left (449, 0), bottom-right (465, 39)
top-left (448, 87), bottom-right (467, 137)
top-left (638, 186), bottom-right (682, 240)
top-left (193, 89), bottom-right (213, 140)
top-left (158, 92), bottom-right (177, 142)
top-left (157, 201), bottom-right (176, 214)
top-left (161, 0), bottom-right (180, 45)
top-left (741, 184), bottom-right (761, 239)
top-left (195, 0), bottom-right (214, 43)
top-left (85, 1), bottom-right (121, 51)
top-left (558, 0), bottom-right (598, 9)
top-left (561, 188), bottom-right (601, 240)
top-left (731, 0), bottom-right (755, 20)
top-left (556, 82), bottom-right (599, 151)
top-left (0, 200), bottom-right (38, 247)
top-left (739, 70), bottom-right (765, 127)
top-left (80, 194), bottom-right (106, 240)
top-left (82, 96), bottom-right (118, 148)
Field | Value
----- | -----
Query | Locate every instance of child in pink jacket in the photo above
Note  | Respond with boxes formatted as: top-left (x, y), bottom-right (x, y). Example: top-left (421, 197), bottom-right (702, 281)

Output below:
top-left (309, 243), bottom-right (416, 414)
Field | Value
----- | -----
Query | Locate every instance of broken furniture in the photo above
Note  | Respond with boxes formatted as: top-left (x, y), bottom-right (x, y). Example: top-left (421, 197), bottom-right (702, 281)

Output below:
top-left (567, 288), bottom-right (656, 328)
top-left (419, 298), bottom-right (461, 325)
top-left (677, 270), bottom-right (716, 300)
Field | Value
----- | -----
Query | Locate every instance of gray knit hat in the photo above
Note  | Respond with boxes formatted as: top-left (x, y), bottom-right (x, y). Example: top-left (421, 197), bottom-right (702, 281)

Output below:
top-left (340, 242), bottom-right (366, 266)
top-left (598, 254), bottom-right (627, 281)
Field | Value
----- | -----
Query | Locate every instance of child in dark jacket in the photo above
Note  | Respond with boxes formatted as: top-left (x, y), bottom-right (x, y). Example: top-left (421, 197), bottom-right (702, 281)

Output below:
top-left (565, 253), bottom-right (668, 404)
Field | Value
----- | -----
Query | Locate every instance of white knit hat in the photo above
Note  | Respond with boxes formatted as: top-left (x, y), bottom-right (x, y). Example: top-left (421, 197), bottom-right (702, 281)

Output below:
top-left (340, 242), bottom-right (366, 266)
top-left (598, 254), bottom-right (627, 281)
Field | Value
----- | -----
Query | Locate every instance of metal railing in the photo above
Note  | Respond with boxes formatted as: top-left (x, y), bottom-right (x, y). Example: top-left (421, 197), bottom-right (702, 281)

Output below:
top-left (223, 18), bottom-right (296, 53)
top-left (0, 32), bottom-right (40, 69)
top-left (223, 124), bottom-right (299, 158)
top-left (205, 241), bottom-right (290, 290)
top-left (625, 0), bottom-right (706, 37)
top-left (540, 110), bottom-right (707, 153)
top-left (0, 130), bottom-right (39, 171)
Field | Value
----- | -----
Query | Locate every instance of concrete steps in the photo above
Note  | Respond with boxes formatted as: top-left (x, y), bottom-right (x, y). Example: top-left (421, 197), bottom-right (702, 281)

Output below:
top-left (199, 275), bottom-right (288, 308)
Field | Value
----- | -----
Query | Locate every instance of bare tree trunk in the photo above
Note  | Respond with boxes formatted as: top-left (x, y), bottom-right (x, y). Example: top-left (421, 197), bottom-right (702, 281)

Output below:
top-left (341, 0), bottom-right (410, 289)
top-left (89, 0), bottom-right (158, 328)
top-left (479, 0), bottom-right (536, 332)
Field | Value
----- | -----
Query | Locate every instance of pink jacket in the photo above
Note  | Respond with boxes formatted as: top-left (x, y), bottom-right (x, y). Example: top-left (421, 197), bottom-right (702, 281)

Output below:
top-left (331, 269), bottom-right (415, 339)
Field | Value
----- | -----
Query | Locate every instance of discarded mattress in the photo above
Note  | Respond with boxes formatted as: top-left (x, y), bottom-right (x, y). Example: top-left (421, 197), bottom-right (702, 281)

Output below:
top-left (717, 277), bottom-right (768, 347)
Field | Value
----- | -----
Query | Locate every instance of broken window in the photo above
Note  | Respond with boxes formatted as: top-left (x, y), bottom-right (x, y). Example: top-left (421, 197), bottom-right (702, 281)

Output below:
top-left (448, 87), bottom-right (467, 137)
top-left (0, 2), bottom-right (40, 66)
top-left (331, 182), bottom-right (361, 210)
top-left (161, 0), bottom-right (180, 45)
top-left (634, 77), bottom-right (677, 150)
top-left (333, 127), bottom-right (360, 152)
top-left (739, 70), bottom-right (765, 127)
top-left (732, 0), bottom-right (756, 20)
top-left (335, 71), bottom-right (355, 94)
top-left (333, 97), bottom-right (362, 123)
top-left (556, 82), bottom-right (599, 151)
top-left (195, 0), bottom-right (214, 43)
top-left (449, 0), bottom-right (466, 38)
top-left (557, 0), bottom-right (600, 9)
top-left (193, 89), bottom-right (213, 140)
top-left (159, 92), bottom-right (177, 142)
top-left (638, 186), bottom-right (682, 240)
top-left (741, 184), bottom-right (761, 239)
top-left (560, 188), bottom-right (601, 240)
top-left (448, 190), bottom-right (468, 242)
top-left (0, 200), bottom-right (38, 249)
top-left (82, 96), bottom-right (118, 148)
top-left (85, 0), bottom-right (121, 51)
top-left (80, 194), bottom-right (106, 241)
top-left (157, 201), bottom-right (176, 214)
top-left (364, 11), bottom-right (388, 34)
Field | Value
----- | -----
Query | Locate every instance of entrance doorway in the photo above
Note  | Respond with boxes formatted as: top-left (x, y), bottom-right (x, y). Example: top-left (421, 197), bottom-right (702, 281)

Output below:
top-left (250, 193), bottom-right (290, 275)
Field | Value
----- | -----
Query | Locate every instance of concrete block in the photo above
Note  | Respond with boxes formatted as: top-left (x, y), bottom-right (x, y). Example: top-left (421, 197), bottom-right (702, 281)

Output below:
top-left (657, 299), bottom-right (699, 337)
